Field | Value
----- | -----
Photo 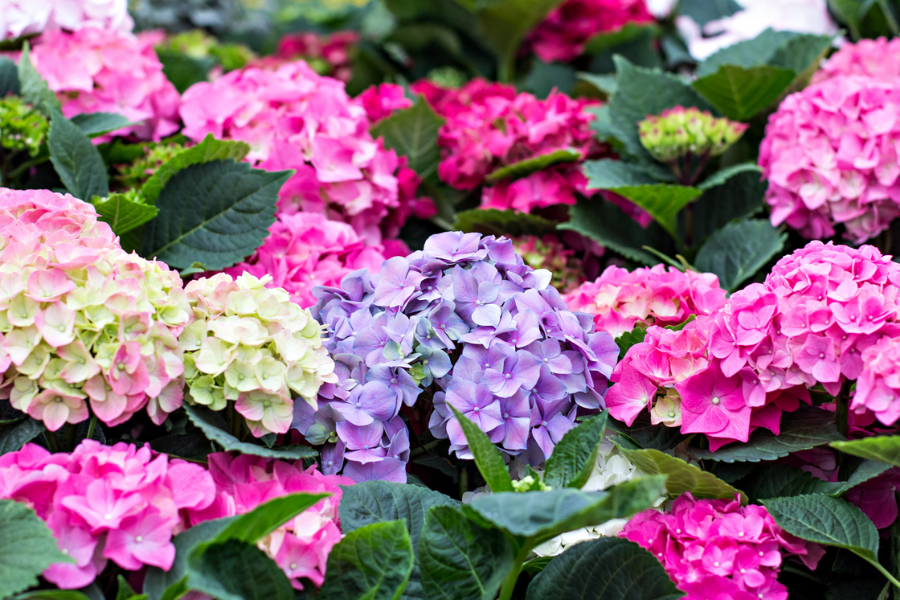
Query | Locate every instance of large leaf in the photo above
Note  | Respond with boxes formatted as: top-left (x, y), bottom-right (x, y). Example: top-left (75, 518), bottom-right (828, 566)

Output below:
top-left (418, 506), bottom-right (513, 600)
top-left (149, 432), bottom-right (213, 461)
top-left (186, 539), bottom-right (294, 600)
top-left (697, 163), bottom-right (762, 191)
top-left (485, 148), bottom-right (583, 183)
top-left (768, 33), bottom-right (835, 76)
top-left (584, 22), bottom-right (660, 55)
top-left (466, 476), bottom-right (667, 544)
top-left (144, 518), bottom-right (235, 600)
top-left (453, 208), bottom-right (557, 238)
top-left (695, 29), bottom-right (805, 77)
top-left (155, 49), bottom-right (216, 94)
top-left (214, 493), bottom-right (329, 544)
top-left (48, 112), bottom-right (109, 200)
top-left (0, 419), bottom-right (45, 454)
top-left (140, 160), bottom-right (289, 271)
top-left (678, 0), bottom-right (741, 26)
top-left (525, 538), bottom-right (684, 600)
top-left (621, 448), bottom-right (747, 502)
top-left (543, 413), bottom-right (608, 490)
top-left (559, 195), bottom-right (674, 265)
top-left (371, 97), bottom-right (445, 182)
top-left (319, 520), bottom-right (415, 600)
top-left (742, 464), bottom-right (845, 503)
top-left (71, 113), bottom-right (135, 138)
top-left (17, 43), bottom-right (61, 117)
top-left (693, 219), bottom-right (786, 292)
top-left (615, 327), bottom-right (647, 362)
top-left (340, 482), bottom-right (460, 600)
top-left (692, 64), bottom-right (795, 121)
top-left (832, 436), bottom-right (900, 468)
top-left (690, 170), bottom-right (765, 242)
top-left (606, 413), bottom-right (687, 452)
top-left (183, 404), bottom-right (317, 460)
top-left (0, 500), bottom-right (72, 598)
top-left (690, 406), bottom-right (844, 462)
top-left (448, 405), bottom-right (514, 492)
top-left (93, 194), bottom-right (159, 235)
top-left (0, 57), bottom-right (20, 97)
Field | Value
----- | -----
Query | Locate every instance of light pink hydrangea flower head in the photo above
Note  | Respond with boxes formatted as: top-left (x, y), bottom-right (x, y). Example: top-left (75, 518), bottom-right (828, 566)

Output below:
top-left (812, 37), bottom-right (900, 84)
top-left (0, 0), bottom-right (133, 41)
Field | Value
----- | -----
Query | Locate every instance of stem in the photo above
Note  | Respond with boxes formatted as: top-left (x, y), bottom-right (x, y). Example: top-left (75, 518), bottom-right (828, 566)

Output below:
top-left (782, 565), bottom-right (822, 584)
top-left (45, 430), bottom-right (59, 453)
top-left (86, 415), bottom-right (97, 442)
top-left (835, 378), bottom-right (852, 439)
top-left (459, 465), bottom-right (469, 499)
top-left (410, 439), bottom-right (442, 457)
top-left (63, 422), bottom-right (77, 452)
top-left (498, 53), bottom-right (515, 84)
top-left (684, 203), bottom-right (694, 248)
top-left (878, 0), bottom-right (900, 37)
top-left (871, 560), bottom-right (900, 592)
top-left (498, 546), bottom-right (531, 600)
top-left (881, 228), bottom-right (893, 255)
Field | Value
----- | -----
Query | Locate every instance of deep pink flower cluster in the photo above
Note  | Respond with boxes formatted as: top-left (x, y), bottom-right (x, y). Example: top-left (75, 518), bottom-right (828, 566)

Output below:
top-left (411, 79), bottom-right (607, 214)
top-left (28, 28), bottom-right (180, 141)
top-left (186, 452), bottom-right (352, 590)
top-left (180, 61), bottom-right (422, 245)
top-left (259, 31), bottom-right (358, 82)
top-left (759, 74), bottom-right (900, 243)
top-left (526, 0), bottom-right (654, 62)
top-left (0, 440), bottom-right (215, 589)
top-left (564, 264), bottom-right (728, 338)
top-left (358, 83), bottom-right (413, 123)
top-left (621, 493), bottom-right (824, 600)
top-left (812, 37), bottom-right (900, 84)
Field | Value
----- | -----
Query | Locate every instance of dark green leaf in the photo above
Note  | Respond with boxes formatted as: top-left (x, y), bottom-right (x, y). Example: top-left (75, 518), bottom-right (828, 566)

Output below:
top-left (448, 405), bottom-right (514, 493)
top-left (0, 419), bottom-right (44, 454)
top-left (453, 208), bottom-right (558, 237)
top-left (0, 500), bottom-right (72, 598)
top-left (486, 148), bottom-right (583, 183)
top-left (522, 556), bottom-right (553, 576)
top-left (584, 22), bottom-right (660, 55)
top-left (697, 163), bottom-right (762, 191)
top-left (742, 464), bottom-right (845, 503)
top-left (606, 413), bottom-right (687, 452)
top-left (156, 49), bottom-right (216, 94)
top-left (713, 461), bottom-right (758, 484)
top-left (578, 73), bottom-right (618, 96)
top-left (695, 29), bottom-right (803, 77)
top-left (692, 65), bottom-right (795, 121)
top-left (838, 458), bottom-right (893, 493)
top-left (525, 538), bottom-right (684, 600)
top-left (690, 407), bottom-right (844, 462)
top-left (832, 436), bottom-right (900, 468)
top-left (148, 432), bottom-right (213, 461)
top-left (769, 34), bottom-right (835, 75)
top-left (521, 60), bottom-right (576, 99)
top-left (183, 404), bottom-right (317, 460)
top-left (18, 43), bottom-right (61, 116)
top-left (693, 219), bottom-right (786, 292)
top-left (48, 112), bottom-right (109, 200)
top-left (214, 493), bottom-right (329, 545)
top-left (544, 413), bottom-right (609, 489)
top-left (93, 194), bottom-right (159, 235)
top-left (621, 448), bottom-right (746, 502)
top-left (615, 327), bottom-right (647, 361)
top-left (319, 520), bottom-right (415, 600)
top-left (418, 506), bottom-right (513, 600)
top-left (371, 97), bottom-right (445, 182)
top-left (186, 539), bottom-right (294, 600)
top-left (140, 160), bottom-right (289, 271)
top-left (678, 0), bottom-right (741, 26)
top-left (585, 104), bottom-right (617, 142)
top-left (13, 592), bottom-right (92, 600)
top-left (116, 575), bottom-right (145, 600)
top-left (71, 113), bottom-right (136, 138)
top-left (690, 170), bottom-right (765, 242)
top-left (0, 57), bottom-right (20, 97)
top-left (466, 476), bottom-right (667, 543)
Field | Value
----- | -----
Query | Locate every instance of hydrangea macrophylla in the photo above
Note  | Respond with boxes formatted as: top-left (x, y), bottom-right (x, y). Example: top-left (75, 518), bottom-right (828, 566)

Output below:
top-left (759, 75), bottom-right (900, 243)
top-left (179, 61), bottom-right (427, 245)
top-left (621, 493), bottom-right (824, 600)
top-left (564, 264), bottom-right (728, 338)
top-left (812, 37), bottom-right (900, 84)
top-left (0, 440), bottom-right (215, 589)
top-left (255, 30), bottom-right (358, 82)
top-left (298, 232), bottom-right (618, 483)
top-left (358, 83), bottom-right (413, 124)
top-left (25, 28), bottom-right (180, 141)
top-left (0, 188), bottom-right (192, 430)
top-left (181, 272), bottom-right (336, 437)
top-left (525, 0), bottom-right (654, 63)
top-left (0, 0), bottom-right (133, 40)
top-left (513, 235), bottom-right (585, 294)
top-left (186, 452), bottom-right (351, 590)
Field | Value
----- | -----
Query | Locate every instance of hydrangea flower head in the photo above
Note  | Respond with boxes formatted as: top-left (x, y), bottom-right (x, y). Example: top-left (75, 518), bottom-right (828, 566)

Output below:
top-left (182, 272), bottom-right (336, 437)
top-left (298, 231), bottom-right (618, 483)
top-left (0, 0), bottom-right (133, 40)
top-left (514, 235), bottom-right (585, 294)
top-left (260, 31), bottom-right (358, 82)
top-left (759, 75), bottom-right (900, 243)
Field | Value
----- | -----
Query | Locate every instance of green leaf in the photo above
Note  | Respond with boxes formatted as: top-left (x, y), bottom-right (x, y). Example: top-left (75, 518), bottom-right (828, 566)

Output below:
top-left (679, 0), bottom-right (741, 26)
top-left (17, 43), bottom-right (61, 117)
top-left (116, 575), bottom-right (146, 600)
top-left (621, 448), bottom-right (747, 503)
top-left (149, 432), bottom-right (213, 461)
top-left (584, 22), bottom-right (660, 55)
top-left (0, 499), bottom-right (72, 598)
top-left (695, 29), bottom-right (803, 77)
top-left (48, 111), bottom-right (109, 201)
top-left (418, 506), bottom-right (514, 600)
top-left (697, 163), bottom-right (762, 191)
top-left (763, 495), bottom-right (880, 564)
top-left (838, 458), bottom-right (893, 493)
top-left (692, 65), bottom-right (796, 121)
top-left (466, 476), bottom-right (667, 543)
top-left (525, 538), bottom-right (684, 600)
top-left (559, 195), bottom-right (674, 265)
top-left (448, 405), bottom-right (514, 493)
top-left (140, 160), bottom-right (289, 271)
top-left (371, 97), bottom-right (445, 182)
top-left (615, 327), bottom-right (647, 361)
top-left (769, 33), bottom-right (835, 75)
top-left (186, 539), bottom-right (294, 600)
top-left (606, 413), bottom-right (687, 452)
top-left (832, 436), bottom-right (900, 468)
top-left (183, 404), bottom-right (317, 460)
top-left (742, 464), bottom-right (845, 503)
top-left (141, 134), bottom-right (250, 205)
top-left (0, 57), bottom-right (20, 97)
top-left (690, 170), bottom-right (765, 242)
top-left (578, 73), bottom-right (618, 96)
top-left (585, 104), bottom-right (617, 142)
top-left (544, 413), bottom-right (608, 489)
top-left (155, 49), bottom-right (216, 94)
top-left (693, 219), bottom-right (786, 292)
top-left (71, 113), bottom-right (136, 138)
top-left (0, 418), bottom-right (44, 454)
top-left (453, 208), bottom-right (558, 237)
top-left (319, 520), bottom-right (415, 600)
top-left (13, 592), bottom-right (92, 600)
top-left (214, 493), bottom-right (329, 544)
top-left (485, 148), bottom-right (583, 183)
top-left (93, 193), bottom-right (159, 235)
top-left (690, 407), bottom-right (844, 463)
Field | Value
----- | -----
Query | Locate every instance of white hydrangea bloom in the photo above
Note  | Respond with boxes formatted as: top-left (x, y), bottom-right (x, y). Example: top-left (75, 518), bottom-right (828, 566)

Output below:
top-left (0, 0), bottom-right (133, 40)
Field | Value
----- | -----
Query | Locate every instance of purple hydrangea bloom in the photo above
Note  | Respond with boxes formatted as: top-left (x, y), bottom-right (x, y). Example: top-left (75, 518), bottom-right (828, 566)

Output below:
top-left (300, 232), bottom-right (618, 484)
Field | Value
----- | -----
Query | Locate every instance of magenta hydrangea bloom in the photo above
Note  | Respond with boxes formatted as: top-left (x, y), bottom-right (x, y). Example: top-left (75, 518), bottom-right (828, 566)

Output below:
top-left (812, 37), bottom-right (900, 84)
top-left (0, 440), bottom-right (215, 589)
top-left (759, 74), bottom-right (900, 243)
top-left (564, 264), bottom-right (728, 338)
top-left (296, 232), bottom-right (618, 483)
top-left (251, 30), bottom-right (358, 82)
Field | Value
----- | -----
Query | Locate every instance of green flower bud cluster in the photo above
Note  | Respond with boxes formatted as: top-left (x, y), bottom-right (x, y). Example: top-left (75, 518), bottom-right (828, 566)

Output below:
top-left (161, 30), bottom-right (255, 72)
top-left (513, 235), bottom-right (584, 294)
top-left (0, 97), bottom-right (49, 157)
top-left (116, 142), bottom-right (185, 190)
top-left (639, 106), bottom-right (747, 163)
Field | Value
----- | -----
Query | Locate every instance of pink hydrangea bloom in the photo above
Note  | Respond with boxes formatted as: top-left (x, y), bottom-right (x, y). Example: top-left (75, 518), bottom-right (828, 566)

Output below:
top-left (26, 28), bottom-right (180, 141)
top-left (186, 452), bottom-right (353, 590)
top-left (564, 264), bottom-right (727, 338)
top-left (0, 188), bottom-right (191, 430)
top-left (252, 30), bottom-right (358, 82)
top-left (180, 61), bottom-right (426, 245)
top-left (812, 37), bottom-right (900, 84)
top-left (759, 75), bottom-right (900, 243)
top-left (621, 493), bottom-right (824, 600)
top-left (0, 440), bottom-right (215, 589)
top-left (358, 83), bottom-right (413, 123)
top-left (0, 0), bottom-right (133, 40)
top-left (526, 0), bottom-right (654, 63)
